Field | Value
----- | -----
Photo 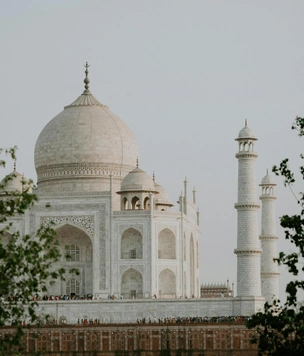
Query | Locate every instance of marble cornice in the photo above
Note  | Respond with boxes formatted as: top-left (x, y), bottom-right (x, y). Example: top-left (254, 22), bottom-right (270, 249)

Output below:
top-left (234, 203), bottom-right (260, 210)
top-left (234, 249), bottom-right (262, 255)
top-left (259, 195), bottom-right (277, 200)
top-left (259, 235), bottom-right (278, 240)
top-left (235, 152), bottom-right (258, 159)
top-left (261, 272), bottom-right (280, 277)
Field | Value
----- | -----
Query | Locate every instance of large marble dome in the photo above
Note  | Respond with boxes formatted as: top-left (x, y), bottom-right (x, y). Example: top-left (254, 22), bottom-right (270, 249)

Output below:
top-left (34, 64), bottom-right (138, 196)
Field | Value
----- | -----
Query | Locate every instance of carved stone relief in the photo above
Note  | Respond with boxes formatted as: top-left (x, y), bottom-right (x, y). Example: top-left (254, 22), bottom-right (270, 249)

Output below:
top-left (41, 215), bottom-right (94, 239)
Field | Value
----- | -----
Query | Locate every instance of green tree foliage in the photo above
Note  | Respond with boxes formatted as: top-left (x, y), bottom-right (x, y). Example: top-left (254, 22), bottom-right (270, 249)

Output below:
top-left (247, 117), bottom-right (304, 356)
top-left (0, 148), bottom-right (64, 355)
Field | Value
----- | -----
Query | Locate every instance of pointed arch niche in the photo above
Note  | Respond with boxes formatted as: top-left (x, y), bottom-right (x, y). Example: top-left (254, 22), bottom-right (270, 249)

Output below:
top-left (121, 268), bottom-right (143, 299)
top-left (52, 224), bottom-right (93, 296)
top-left (190, 234), bottom-right (195, 297)
top-left (158, 269), bottom-right (176, 298)
top-left (158, 228), bottom-right (176, 259)
top-left (121, 228), bottom-right (143, 259)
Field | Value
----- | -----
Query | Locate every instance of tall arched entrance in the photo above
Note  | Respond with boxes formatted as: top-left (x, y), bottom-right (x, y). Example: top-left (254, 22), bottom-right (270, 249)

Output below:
top-left (49, 224), bottom-right (93, 297)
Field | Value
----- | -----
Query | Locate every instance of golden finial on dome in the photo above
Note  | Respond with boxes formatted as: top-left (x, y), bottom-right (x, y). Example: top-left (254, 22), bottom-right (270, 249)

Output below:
top-left (136, 157), bottom-right (139, 167)
top-left (153, 171), bottom-right (155, 182)
top-left (83, 62), bottom-right (90, 93)
top-left (245, 119), bottom-right (247, 127)
top-left (13, 160), bottom-right (16, 172)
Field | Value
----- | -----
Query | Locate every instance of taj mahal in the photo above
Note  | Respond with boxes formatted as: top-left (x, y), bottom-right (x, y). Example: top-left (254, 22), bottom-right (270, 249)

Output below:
top-left (0, 64), bottom-right (280, 323)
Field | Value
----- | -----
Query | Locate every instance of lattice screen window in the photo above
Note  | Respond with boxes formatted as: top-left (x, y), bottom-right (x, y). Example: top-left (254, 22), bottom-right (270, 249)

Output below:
top-left (65, 244), bottom-right (80, 262)
top-left (130, 249), bottom-right (136, 259)
top-left (66, 278), bottom-right (80, 295)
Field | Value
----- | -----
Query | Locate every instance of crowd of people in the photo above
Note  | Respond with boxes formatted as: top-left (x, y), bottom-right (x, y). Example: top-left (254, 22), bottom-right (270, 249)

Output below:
top-left (136, 316), bottom-right (251, 324)
top-left (40, 294), bottom-right (94, 301)
top-left (45, 316), bottom-right (250, 326)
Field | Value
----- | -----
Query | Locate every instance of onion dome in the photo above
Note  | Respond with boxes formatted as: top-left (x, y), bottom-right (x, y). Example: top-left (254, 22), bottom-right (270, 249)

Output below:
top-left (260, 170), bottom-right (276, 186)
top-left (34, 63), bottom-right (138, 193)
top-left (154, 182), bottom-right (173, 207)
top-left (118, 167), bottom-right (157, 193)
top-left (0, 164), bottom-right (32, 194)
top-left (236, 119), bottom-right (257, 140)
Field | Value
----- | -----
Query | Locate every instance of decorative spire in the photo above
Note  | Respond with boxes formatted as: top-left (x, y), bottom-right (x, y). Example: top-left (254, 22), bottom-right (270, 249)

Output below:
top-left (266, 168), bottom-right (269, 175)
top-left (245, 119), bottom-right (247, 127)
top-left (136, 157), bottom-right (139, 167)
top-left (13, 160), bottom-right (16, 172)
top-left (153, 171), bottom-right (155, 182)
top-left (192, 187), bottom-right (196, 204)
top-left (83, 62), bottom-right (90, 94)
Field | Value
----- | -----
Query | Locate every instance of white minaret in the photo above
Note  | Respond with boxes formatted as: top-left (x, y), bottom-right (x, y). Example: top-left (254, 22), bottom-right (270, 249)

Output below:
top-left (259, 170), bottom-right (280, 303)
top-left (235, 121), bottom-right (262, 297)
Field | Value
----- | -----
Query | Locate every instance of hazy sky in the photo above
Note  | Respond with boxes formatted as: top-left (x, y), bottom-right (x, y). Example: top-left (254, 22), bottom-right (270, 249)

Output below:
top-left (1, 1), bottom-right (304, 301)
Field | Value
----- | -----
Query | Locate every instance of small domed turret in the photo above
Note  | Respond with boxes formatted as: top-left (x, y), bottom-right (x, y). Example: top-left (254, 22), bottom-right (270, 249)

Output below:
top-left (260, 170), bottom-right (276, 196)
top-left (0, 165), bottom-right (32, 194)
top-left (117, 165), bottom-right (157, 210)
top-left (154, 182), bottom-right (173, 211)
top-left (237, 119), bottom-right (256, 139)
top-left (260, 170), bottom-right (275, 186)
top-left (120, 167), bottom-right (156, 192)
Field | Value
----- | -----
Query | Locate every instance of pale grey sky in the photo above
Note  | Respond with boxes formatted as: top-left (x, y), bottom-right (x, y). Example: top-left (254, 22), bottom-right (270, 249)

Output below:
top-left (1, 1), bottom-right (304, 301)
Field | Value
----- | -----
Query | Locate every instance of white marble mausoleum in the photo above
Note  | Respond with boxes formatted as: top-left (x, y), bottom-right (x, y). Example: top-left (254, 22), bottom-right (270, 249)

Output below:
top-left (0, 64), bottom-right (279, 323)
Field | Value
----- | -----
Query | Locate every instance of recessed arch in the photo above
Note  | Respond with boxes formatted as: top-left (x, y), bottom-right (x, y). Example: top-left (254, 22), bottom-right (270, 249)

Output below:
top-left (121, 227), bottom-right (143, 259)
top-left (158, 228), bottom-right (176, 259)
top-left (158, 269), bottom-right (176, 298)
top-left (121, 268), bottom-right (143, 299)
top-left (51, 224), bottom-right (93, 296)
top-left (51, 220), bottom-right (94, 244)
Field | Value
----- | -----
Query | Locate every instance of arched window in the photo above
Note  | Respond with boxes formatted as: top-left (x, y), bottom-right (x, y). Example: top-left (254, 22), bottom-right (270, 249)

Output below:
top-left (131, 196), bottom-right (140, 210)
top-left (121, 228), bottom-right (143, 259)
top-left (158, 269), bottom-right (176, 298)
top-left (122, 197), bottom-right (128, 210)
top-left (121, 268), bottom-right (143, 299)
top-left (66, 278), bottom-right (80, 295)
top-left (144, 197), bottom-right (150, 210)
top-left (158, 228), bottom-right (176, 259)
top-left (65, 244), bottom-right (80, 261)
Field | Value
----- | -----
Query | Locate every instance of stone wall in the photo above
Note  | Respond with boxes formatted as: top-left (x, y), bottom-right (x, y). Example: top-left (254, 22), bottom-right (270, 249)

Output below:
top-left (35, 298), bottom-right (264, 325)
top-left (1, 322), bottom-right (258, 355)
